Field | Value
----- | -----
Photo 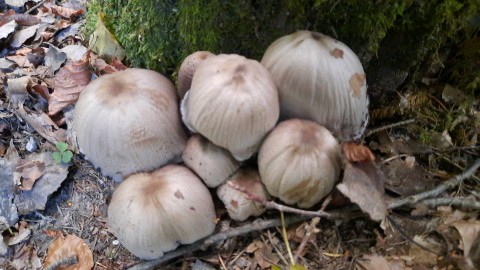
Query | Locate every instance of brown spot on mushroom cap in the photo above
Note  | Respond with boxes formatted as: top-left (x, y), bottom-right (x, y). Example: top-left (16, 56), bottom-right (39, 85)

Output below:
top-left (330, 48), bottom-right (344, 59)
top-left (349, 73), bottom-right (366, 98)
top-left (74, 68), bottom-right (187, 181)
top-left (107, 165), bottom-right (216, 259)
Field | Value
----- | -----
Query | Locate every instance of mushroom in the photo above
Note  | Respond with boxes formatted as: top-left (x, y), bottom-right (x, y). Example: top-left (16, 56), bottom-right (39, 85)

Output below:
top-left (261, 30), bottom-right (369, 141)
top-left (107, 165), bottom-right (216, 260)
top-left (73, 68), bottom-right (187, 181)
top-left (177, 51), bottom-right (215, 99)
top-left (258, 119), bottom-right (342, 208)
top-left (182, 134), bottom-right (240, 188)
top-left (217, 168), bottom-right (268, 221)
top-left (181, 54), bottom-right (279, 161)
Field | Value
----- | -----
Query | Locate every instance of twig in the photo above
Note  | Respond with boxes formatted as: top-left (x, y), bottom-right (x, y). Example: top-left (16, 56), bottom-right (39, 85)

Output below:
top-left (227, 181), bottom-right (332, 218)
top-left (43, 255), bottom-right (78, 270)
top-left (26, 0), bottom-right (48, 14)
top-left (387, 159), bottom-right (480, 209)
top-left (420, 197), bottom-right (480, 210)
top-left (365, 119), bottom-right (415, 137)
top-left (127, 216), bottom-right (310, 270)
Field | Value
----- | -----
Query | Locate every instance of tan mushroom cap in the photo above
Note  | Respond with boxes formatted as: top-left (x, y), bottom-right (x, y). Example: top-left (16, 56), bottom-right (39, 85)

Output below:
top-left (258, 119), bottom-right (342, 208)
top-left (217, 168), bottom-right (268, 221)
top-left (73, 68), bottom-right (187, 181)
top-left (107, 165), bottom-right (216, 260)
top-left (182, 54), bottom-right (279, 161)
top-left (261, 30), bottom-right (369, 141)
top-left (182, 134), bottom-right (240, 188)
top-left (177, 51), bottom-right (215, 99)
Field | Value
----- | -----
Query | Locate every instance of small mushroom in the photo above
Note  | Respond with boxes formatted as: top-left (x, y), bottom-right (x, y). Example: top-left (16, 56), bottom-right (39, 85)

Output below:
top-left (177, 51), bottom-right (215, 99)
top-left (182, 54), bottom-right (279, 161)
top-left (217, 168), bottom-right (268, 221)
top-left (107, 165), bottom-right (216, 260)
top-left (182, 134), bottom-right (240, 188)
top-left (73, 68), bottom-right (187, 181)
top-left (261, 30), bottom-right (369, 141)
top-left (258, 119), bottom-right (342, 208)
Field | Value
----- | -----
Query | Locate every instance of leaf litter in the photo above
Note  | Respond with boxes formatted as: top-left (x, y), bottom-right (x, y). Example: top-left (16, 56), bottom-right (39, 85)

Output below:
top-left (0, 0), bottom-right (480, 269)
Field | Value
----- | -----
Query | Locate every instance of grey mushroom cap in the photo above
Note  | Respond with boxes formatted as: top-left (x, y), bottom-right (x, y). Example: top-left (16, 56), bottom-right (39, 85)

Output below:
top-left (258, 119), bottom-right (342, 208)
top-left (182, 134), bottom-right (241, 188)
top-left (177, 51), bottom-right (215, 99)
top-left (73, 68), bottom-right (187, 181)
top-left (217, 168), bottom-right (268, 221)
top-left (183, 54), bottom-right (279, 161)
top-left (261, 30), bottom-right (369, 141)
top-left (107, 165), bottom-right (216, 260)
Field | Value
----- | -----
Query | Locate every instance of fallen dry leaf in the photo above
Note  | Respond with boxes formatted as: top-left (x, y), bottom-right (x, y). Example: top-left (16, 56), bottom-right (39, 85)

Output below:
top-left (48, 58), bottom-right (90, 115)
top-left (0, 20), bottom-right (17, 40)
top-left (45, 45), bottom-right (67, 73)
top-left (89, 13), bottom-right (125, 62)
top-left (14, 151), bottom-right (69, 215)
top-left (342, 142), bottom-right (375, 162)
top-left (383, 157), bottom-right (437, 196)
top-left (452, 220), bottom-right (480, 258)
top-left (336, 161), bottom-right (387, 221)
top-left (15, 159), bottom-right (46, 191)
top-left (0, 13), bottom-right (40, 27)
top-left (16, 103), bottom-right (66, 143)
top-left (51, 5), bottom-right (84, 20)
top-left (44, 234), bottom-right (93, 270)
top-left (6, 54), bottom-right (33, 68)
top-left (10, 24), bottom-right (40, 48)
top-left (0, 140), bottom-right (20, 232)
top-left (6, 75), bottom-right (32, 105)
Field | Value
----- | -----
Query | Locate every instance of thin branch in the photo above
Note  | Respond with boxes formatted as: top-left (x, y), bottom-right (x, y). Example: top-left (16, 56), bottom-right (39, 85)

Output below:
top-left (420, 197), bottom-right (480, 210)
top-left (388, 159), bottom-right (480, 209)
top-left (127, 216), bottom-right (310, 270)
top-left (365, 119), bottom-right (415, 137)
top-left (26, 0), bottom-right (48, 14)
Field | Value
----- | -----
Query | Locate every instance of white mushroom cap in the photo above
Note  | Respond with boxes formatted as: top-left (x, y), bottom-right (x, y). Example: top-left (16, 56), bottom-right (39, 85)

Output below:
top-left (258, 119), bottom-right (342, 208)
top-left (217, 168), bottom-right (268, 221)
top-left (182, 134), bottom-right (240, 188)
top-left (73, 68), bottom-right (187, 181)
top-left (182, 54), bottom-right (279, 161)
top-left (107, 165), bottom-right (216, 260)
top-left (177, 51), bottom-right (215, 99)
top-left (261, 30), bottom-right (369, 141)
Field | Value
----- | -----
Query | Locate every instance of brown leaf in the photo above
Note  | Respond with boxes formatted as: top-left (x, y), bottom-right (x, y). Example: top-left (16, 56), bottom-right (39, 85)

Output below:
top-left (110, 57), bottom-right (128, 70)
top-left (48, 58), bottom-right (90, 115)
top-left (452, 220), bottom-right (480, 258)
top-left (44, 234), bottom-right (94, 270)
top-left (51, 5), bottom-right (84, 20)
top-left (0, 13), bottom-right (40, 27)
top-left (336, 161), bottom-right (387, 221)
top-left (16, 104), bottom-right (66, 144)
top-left (15, 160), bottom-right (45, 191)
top-left (342, 142), bottom-right (375, 162)
top-left (92, 57), bottom-right (119, 75)
top-left (357, 254), bottom-right (406, 270)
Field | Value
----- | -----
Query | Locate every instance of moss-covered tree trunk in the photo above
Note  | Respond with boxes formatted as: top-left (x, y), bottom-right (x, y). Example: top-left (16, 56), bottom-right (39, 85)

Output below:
top-left (85, 0), bottom-right (479, 98)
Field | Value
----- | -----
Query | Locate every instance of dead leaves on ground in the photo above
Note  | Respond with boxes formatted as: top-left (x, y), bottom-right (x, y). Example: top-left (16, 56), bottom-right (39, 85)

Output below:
top-left (44, 234), bottom-right (94, 270)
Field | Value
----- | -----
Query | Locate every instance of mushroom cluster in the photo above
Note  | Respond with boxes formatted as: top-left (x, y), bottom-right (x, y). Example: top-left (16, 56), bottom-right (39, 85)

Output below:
top-left (73, 29), bottom-right (371, 260)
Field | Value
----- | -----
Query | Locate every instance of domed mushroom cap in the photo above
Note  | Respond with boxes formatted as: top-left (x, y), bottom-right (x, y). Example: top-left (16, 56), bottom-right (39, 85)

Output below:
top-left (73, 68), bottom-right (187, 181)
top-left (177, 51), bottom-right (215, 99)
top-left (261, 30), bottom-right (369, 141)
top-left (182, 54), bottom-right (279, 161)
top-left (258, 119), bottom-right (341, 208)
top-left (107, 165), bottom-right (216, 260)
top-left (182, 134), bottom-right (240, 188)
top-left (217, 168), bottom-right (268, 221)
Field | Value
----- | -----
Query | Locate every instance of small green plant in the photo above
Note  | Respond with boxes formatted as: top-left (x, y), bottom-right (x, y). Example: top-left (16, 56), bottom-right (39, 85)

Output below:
top-left (52, 142), bottom-right (73, 164)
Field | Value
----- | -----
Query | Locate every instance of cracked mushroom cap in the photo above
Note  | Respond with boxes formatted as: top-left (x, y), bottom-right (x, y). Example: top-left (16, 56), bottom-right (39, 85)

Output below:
top-left (181, 54), bottom-right (279, 161)
top-left (258, 119), bottom-right (342, 208)
top-left (177, 51), bottom-right (215, 99)
top-left (107, 165), bottom-right (216, 260)
top-left (217, 168), bottom-right (268, 221)
top-left (73, 68), bottom-right (187, 181)
top-left (261, 30), bottom-right (369, 141)
top-left (182, 134), bottom-right (240, 188)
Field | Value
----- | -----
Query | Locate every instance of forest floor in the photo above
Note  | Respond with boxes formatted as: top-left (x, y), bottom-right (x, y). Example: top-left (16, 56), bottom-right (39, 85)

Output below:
top-left (1, 1), bottom-right (479, 270)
